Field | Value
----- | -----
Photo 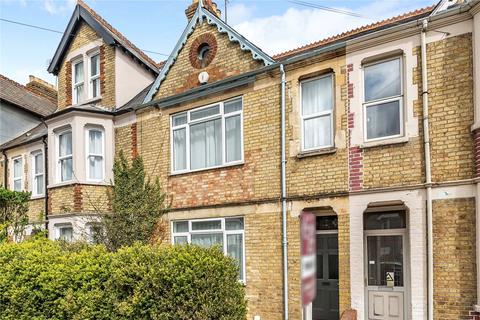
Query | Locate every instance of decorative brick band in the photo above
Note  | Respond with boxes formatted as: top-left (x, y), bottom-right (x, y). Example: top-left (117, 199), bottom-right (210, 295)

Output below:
top-left (100, 45), bottom-right (106, 97)
top-left (473, 128), bottom-right (480, 177)
top-left (131, 122), bottom-right (138, 159)
top-left (469, 310), bottom-right (480, 320)
top-left (65, 60), bottom-right (72, 106)
top-left (346, 63), bottom-right (363, 192)
top-left (73, 184), bottom-right (83, 212)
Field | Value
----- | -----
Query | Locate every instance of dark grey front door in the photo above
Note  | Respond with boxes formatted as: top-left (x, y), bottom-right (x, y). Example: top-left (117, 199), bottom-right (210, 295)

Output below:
top-left (312, 233), bottom-right (339, 320)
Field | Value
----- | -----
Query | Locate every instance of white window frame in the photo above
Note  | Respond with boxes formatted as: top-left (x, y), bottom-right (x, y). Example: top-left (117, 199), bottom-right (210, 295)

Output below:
top-left (12, 156), bottom-right (23, 192)
top-left (300, 74), bottom-right (335, 152)
top-left (56, 128), bottom-right (73, 183)
top-left (31, 151), bottom-right (44, 197)
top-left (362, 56), bottom-right (404, 142)
top-left (170, 96), bottom-right (244, 174)
top-left (55, 223), bottom-right (74, 242)
top-left (85, 127), bottom-right (105, 182)
top-left (171, 217), bottom-right (246, 282)
top-left (88, 52), bottom-right (101, 99)
top-left (72, 58), bottom-right (85, 105)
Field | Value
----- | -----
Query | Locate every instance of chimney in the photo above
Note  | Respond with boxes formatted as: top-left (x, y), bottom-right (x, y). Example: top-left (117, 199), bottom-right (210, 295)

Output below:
top-left (26, 75), bottom-right (57, 104)
top-left (185, 0), bottom-right (222, 20)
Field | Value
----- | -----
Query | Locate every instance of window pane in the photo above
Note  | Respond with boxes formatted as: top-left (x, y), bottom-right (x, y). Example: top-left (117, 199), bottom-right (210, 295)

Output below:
top-left (364, 211), bottom-right (406, 230)
top-left (191, 233), bottom-right (223, 248)
top-left (173, 221), bottom-right (189, 233)
top-left (74, 62), bottom-right (84, 83)
top-left (90, 55), bottom-right (99, 76)
top-left (328, 254), bottom-right (339, 279)
top-left (89, 130), bottom-right (103, 154)
top-left (191, 220), bottom-right (221, 231)
top-left (61, 158), bottom-right (73, 181)
top-left (59, 132), bottom-right (72, 156)
top-left (302, 76), bottom-right (332, 116)
top-left (227, 234), bottom-right (244, 280)
top-left (92, 78), bottom-right (100, 98)
top-left (316, 216), bottom-right (338, 231)
top-left (173, 128), bottom-right (186, 171)
top-left (34, 154), bottom-right (43, 174)
top-left (367, 235), bottom-right (404, 286)
top-left (304, 115), bottom-right (332, 149)
top-left (190, 105), bottom-right (220, 121)
top-left (225, 115), bottom-right (241, 162)
top-left (364, 58), bottom-right (401, 102)
top-left (366, 100), bottom-right (400, 140)
top-left (89, 156), bottom-right (103, 180)
top-left (13, 180), bottom-right (21, 191)
top-left (13, 159), bottom-right (22, 178)
top-left (75, 84), bottom-right (84, 104)
top-left (225, 218), bottom-right (244, 230)
top-left (224, 98), bottom-right (242, 113)
top-left (174, 236), bottom-right (188, 245)
top-left (35, 175), bottom-right (44, 195)
top-left (172, 113), bottom-right (187, 126)
top-left (59, 226), bottom-right (73, 242)
top-left (190, 118), bottom-right (222, 170)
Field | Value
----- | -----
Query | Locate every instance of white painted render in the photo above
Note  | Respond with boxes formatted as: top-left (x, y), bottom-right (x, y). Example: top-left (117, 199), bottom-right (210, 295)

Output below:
top-left (115, 48), bottom-right (155, 108)
top-left (46, 112), bottom-right (114, 187)
top-left (349, 189), bottom-right (427, 320)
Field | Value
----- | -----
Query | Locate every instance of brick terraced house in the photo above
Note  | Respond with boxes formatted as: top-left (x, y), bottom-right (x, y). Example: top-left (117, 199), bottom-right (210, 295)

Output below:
top-left (1, 0), bottom-right (480, 319)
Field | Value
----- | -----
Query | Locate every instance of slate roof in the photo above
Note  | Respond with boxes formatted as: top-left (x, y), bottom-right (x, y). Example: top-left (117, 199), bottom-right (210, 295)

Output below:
top-left (0, 123), bottom-right (47, 150)
top-left (117, 84), bottom-right (153, 111)
top-left (0, 74), bottom-right (57, 117)
top-left (273, 5), bottom-right (435, 60)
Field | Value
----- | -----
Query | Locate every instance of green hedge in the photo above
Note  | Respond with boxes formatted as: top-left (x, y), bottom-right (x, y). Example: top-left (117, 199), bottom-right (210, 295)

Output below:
top-left (0, 239), bottom-right (246, 320)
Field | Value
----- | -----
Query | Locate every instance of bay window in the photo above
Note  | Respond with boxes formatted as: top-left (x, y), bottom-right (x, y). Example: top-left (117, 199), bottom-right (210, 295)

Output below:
top-left (171, 97), bottom-right (243, 173)
top-left (86, 128), bottom-right (104, 181)
top-left (55, 223), bottom-right (73, 242)
top-left (12, 157), bottom-right (22, 191)
top-left (301, 74), bottom-right (334, 151)
top-left (89, 54), bottom-right (100, 99)
top-left (73, 60), bottom-right (84, 104)
top-left (172, 217), bottom-right (245, 281)
top-left (57, 129), bottom-right (73, 182)
top-left (32, 152), bottom-right (44, 196)
top-left (363, 57), bottom-right (403, 141)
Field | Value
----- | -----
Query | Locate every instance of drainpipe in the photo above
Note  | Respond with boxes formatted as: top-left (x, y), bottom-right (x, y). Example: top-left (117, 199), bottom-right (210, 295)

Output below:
top-left (421, 18), bottom-right (434, 320)
top-left (280, 63), bottom-right (289, 320)
top-left (42, 136), bottom-right (49, 235)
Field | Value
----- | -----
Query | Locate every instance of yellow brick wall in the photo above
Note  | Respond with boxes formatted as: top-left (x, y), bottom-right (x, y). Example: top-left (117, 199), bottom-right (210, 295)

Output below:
top-left (27, 198), bottom-right (44, 222)
top-left (154, 22), bottom-right (263, 100)
top-left (48, 184), bottom-right (110, 215)
top-left (433, 197), bottom-right (477, 320)
top-left (131, 79), bottom-right (281, 209)
top-left (114, 124), bottom-right (134, 162)
top-left (425, 33), bottom-right (475, 182)
top-left (286, 57), bottom-right (349, 196)
top-left (57, 22), bottom-right (116, 110)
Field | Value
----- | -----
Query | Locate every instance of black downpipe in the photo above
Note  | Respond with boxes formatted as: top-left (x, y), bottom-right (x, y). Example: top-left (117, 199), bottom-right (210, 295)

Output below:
top-left (42, 137), bottom-right (49, 235)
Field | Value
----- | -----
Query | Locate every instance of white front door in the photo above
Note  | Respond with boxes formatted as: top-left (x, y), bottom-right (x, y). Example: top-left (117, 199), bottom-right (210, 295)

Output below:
top-left (364, 211), bottom-right (408, 320)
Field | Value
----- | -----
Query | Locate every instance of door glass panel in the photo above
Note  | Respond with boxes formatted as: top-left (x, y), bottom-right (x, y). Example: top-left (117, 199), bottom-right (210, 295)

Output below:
top-left (316, 215), bottom-right (338, 230)
top-left (328, 254), bottom-right (339, 279)
top-left (367, 235), bottom-right (403, 286)
top-left (364, 211), bottom-right (406, 230)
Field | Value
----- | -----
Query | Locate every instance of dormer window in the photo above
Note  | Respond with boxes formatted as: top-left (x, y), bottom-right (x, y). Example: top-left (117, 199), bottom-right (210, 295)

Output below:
top-left (73, 60), bottom-right (85, 105)
top-left (89, 54), bottom-right (100, 99)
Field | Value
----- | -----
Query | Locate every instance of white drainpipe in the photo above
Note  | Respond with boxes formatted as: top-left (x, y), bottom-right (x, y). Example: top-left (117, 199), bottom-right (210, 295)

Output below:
top-left (280, 63), bottom-right (289, 320)
top-left (421, 18), bottom-right (434, 320)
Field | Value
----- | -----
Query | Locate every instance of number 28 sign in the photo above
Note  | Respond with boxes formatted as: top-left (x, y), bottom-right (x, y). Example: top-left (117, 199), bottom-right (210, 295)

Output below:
top-left (301, 211), bottom-right (316, 306)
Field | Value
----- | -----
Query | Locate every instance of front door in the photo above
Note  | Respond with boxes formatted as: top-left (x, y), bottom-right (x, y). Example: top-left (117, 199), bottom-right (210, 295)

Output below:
top-left (364, 211), bottom-right (408, 320)
top-left (312, 232), bottom-right (339, 319)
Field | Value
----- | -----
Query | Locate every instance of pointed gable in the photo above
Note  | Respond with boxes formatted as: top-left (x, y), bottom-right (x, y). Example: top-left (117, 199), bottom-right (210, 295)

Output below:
top-left (144, 2), bottom-right (274, 102)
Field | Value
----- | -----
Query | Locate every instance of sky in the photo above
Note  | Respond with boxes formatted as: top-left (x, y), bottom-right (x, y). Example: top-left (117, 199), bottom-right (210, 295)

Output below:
top-left (0, 0), bottom-right (435, 85)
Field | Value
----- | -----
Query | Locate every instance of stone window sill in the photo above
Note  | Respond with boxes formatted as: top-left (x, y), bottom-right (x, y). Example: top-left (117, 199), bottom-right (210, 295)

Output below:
top-left (360, 136), bottom-right (409, 149)
top-left (296, 147), bottom-right (337, 159)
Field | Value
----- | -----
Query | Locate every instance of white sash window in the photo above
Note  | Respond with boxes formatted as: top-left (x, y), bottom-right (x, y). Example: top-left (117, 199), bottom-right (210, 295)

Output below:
top-left (73, 60), bottom-right (85, 104)
top-left (57, 130), bottom-right (73, 182)
top-left (32, 152), bottom-right (44, 196)
top-left (89, 54), bottom-right (100, 99)
top-left (86, 128), bottom-right (104, 181)
top-left (12, 157), bottom-right (23, 191)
